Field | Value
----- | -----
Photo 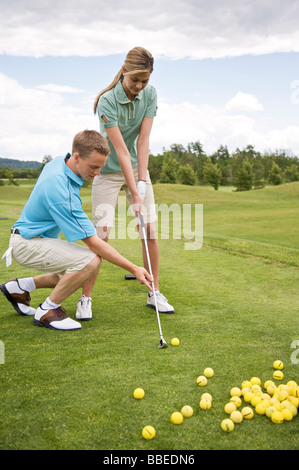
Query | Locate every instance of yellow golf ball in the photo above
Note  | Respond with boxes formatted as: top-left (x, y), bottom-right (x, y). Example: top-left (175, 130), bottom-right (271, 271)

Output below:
top-left (241, 380), bottom-right (252, 389)
top-left (221, 419), bottom-right (234, 432)
top-left (255, 402), bottom-right (267, 415)
top-left (133, 388), bottom-right (145, 399)
top-left (287, 404), bottom-right (298, 417)
top-left (171, 338), bottom-right (180, 346)
top-left (241, 387), bottom-right (251, 397)
top-left (273, 360), bottom-right (284, 370)
top-left (230, 410), bottom-right (243, 424)
top-left (196, 375), bottom-right (208, 386)
top-left (199, 398), bottom-right (212, 410)
top-left (277, 390), bottom-right (289, 402)
top-left (230, 387), bottom-right (242, 397)
top-left (250, 377), bottom-right (261, 386)
top-left (230, 396), bottom-right (242, 408)
top-left (269, 397), bottom-right (279, 406)
top-left (264, 380), bottom-right (275, 389)
top-left (170, 411), bottom-right (183, 424)
top-left (244, 391), bottom-right (254, 403)
top-left (267, 384), bottom-right (277, 396)
top-left (289, 397), bottom-right (299, 408)
top-left (281, 408), bottom-right (293, 421)
top-left (280, 400), bottom-right (291, 409)
top-left (261, 393), bottom-right (271, 401)
top-left (266, 406), bottom-right (277, 418)
top-left (242, 407), bottom-right (254, 419)
top-left (271, 411), bottom-right (284, 424)
top-left (201, 392), bottom-right (213, 402)
top-left (203, 367), bottom-right (214, 378)
top-left (224, 403), bottom-right (236, 414)
top-left (251, 396), bottom-right (262, 407)
top-left (142, 425), bottom-right (156, 440)
top-left (287, 380), bottom-right (297, 388)
top-left (181, 405), bottom-right (193, 418)
top-left (273, 370), bottom-right (284, 381)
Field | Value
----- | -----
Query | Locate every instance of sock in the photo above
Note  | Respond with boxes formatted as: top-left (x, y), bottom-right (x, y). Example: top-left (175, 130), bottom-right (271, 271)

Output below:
top-left (41, 297), bottom-right (60, 311)
top-left (18, 277), bottom-right (36, 293)
top-left (149, 289), bottom-right (159, 297)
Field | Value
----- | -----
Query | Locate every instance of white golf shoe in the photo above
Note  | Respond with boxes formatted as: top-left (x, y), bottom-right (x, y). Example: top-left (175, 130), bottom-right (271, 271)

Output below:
top-left (0, 278), bottom-right (36, 316)
top-left (76, 295), bottom-right (92, 321)
top-left (146, 290), bottom-right (174, 314)
top-left (33, 305), bottom-right (81, 330)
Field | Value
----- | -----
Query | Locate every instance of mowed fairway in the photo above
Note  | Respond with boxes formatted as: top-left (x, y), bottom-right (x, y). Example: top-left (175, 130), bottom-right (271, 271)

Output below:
top-left (0, 181), bottom-right (298, 450)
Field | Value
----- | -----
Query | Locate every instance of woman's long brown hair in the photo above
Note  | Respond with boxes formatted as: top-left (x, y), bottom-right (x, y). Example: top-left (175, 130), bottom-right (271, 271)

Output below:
top-left (93, 47), bottom-right (154, 114)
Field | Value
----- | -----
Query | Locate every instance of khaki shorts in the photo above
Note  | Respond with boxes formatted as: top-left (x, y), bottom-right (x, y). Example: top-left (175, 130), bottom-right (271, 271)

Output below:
top-left (92, 168), bottom-right (157, 230)
top-left (9, 233), bottom-right (97, 275)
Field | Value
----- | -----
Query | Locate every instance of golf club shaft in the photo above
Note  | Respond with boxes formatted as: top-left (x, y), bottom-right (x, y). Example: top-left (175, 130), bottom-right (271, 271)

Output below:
top-left (139, 213), bottom-right (164, 340)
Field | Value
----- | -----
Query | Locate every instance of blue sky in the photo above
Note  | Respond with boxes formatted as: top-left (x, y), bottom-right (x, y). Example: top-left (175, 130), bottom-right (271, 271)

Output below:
top-left (0, 0), bottom-right (298, 161)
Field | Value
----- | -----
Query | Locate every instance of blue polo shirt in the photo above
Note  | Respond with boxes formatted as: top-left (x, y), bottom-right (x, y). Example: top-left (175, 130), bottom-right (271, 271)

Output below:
top-left (97, 80), bottom-right (157, 173)
top-left (12, 155), bottom-right (96, 242)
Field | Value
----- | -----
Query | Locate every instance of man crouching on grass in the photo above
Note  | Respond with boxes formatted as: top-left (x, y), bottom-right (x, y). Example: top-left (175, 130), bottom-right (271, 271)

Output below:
top-left (0, 130), bottom-right (152, 331)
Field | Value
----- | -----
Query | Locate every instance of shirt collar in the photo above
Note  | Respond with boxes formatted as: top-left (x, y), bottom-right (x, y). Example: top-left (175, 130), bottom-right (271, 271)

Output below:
top-left (114, 80), bottom-right (142, 104)
top-left (63, 153), bottom-right (83, 186)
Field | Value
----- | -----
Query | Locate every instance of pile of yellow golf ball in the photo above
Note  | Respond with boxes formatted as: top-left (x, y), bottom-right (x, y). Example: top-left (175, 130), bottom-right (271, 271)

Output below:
top-left (221, 360), bottom-right (298, 432)
top-left (134, 360), bottom-right (298, 440)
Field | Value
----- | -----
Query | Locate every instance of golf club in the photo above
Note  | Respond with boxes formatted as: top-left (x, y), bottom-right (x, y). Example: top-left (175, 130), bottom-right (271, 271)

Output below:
top-left (139, 212), bottom-right (167, 349)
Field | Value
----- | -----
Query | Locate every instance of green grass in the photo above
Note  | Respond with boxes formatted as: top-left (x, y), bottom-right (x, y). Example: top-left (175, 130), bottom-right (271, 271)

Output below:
top-left (0, 182), bottom-right (298, 450)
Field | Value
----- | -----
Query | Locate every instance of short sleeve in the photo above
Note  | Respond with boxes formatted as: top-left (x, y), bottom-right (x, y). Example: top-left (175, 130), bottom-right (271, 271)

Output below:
top-left (48, 201), bottom-right (96, 242)
top-left (98, 93), bottom-right (118, 128)
top-left (144, 86), bottom-right (158, 118)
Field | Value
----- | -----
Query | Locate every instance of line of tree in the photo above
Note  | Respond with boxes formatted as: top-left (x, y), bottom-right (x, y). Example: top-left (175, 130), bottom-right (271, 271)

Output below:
top-left (1, 145), bottom-right (299, 191)
top-left (0, 157), bottom-right (42, 170)
top-left (148, 142), bottom-right (299, 190)
top-left (0, 155), bottom-right (52, 185)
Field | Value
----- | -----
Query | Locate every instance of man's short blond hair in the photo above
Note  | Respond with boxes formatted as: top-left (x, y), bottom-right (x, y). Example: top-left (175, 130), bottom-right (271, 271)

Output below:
top-left (72, 130), bottom-right (110, 159)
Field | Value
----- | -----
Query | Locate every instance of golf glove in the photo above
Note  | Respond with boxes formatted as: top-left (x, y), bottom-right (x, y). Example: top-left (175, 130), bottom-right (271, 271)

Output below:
top-left (137, 180), bottom-right (146, 201)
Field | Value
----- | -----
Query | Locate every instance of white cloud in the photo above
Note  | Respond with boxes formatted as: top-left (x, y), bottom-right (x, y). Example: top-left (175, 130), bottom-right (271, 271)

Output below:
top-left (151, 99), bottom-right (299, 155)
top-left (0, 73), bottom-right (97, 160)
top-left (225, 92), bottom-right (264, 112)
top-left (36, 84), bottom-right (84, 94)
top-left (0, 0), bottom-right (299, 59)
top-left (1, 72), bottom-right (298, 162)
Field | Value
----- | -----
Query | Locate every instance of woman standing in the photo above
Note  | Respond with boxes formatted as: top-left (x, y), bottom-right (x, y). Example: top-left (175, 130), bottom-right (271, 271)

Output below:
top-left (77, 47), bottom-right (174, 320)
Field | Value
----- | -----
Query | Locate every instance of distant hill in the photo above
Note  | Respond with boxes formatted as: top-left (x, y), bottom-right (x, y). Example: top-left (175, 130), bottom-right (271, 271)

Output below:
top-left (0, 158), bottom-right (42, 169)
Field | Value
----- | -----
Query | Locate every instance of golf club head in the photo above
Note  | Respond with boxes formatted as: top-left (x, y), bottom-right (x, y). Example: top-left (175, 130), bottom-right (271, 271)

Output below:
top-left (158, 338), bottom-right (168, 349)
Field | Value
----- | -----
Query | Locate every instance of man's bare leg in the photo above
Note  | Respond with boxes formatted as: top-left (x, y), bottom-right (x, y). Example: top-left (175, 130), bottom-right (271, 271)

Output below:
top-left (33, 273), bottom-right (60, 289)
top-left (49, 256), bottom-right (102, 305)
